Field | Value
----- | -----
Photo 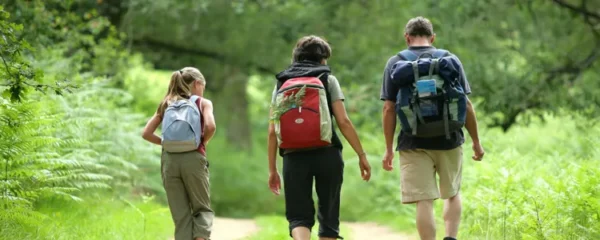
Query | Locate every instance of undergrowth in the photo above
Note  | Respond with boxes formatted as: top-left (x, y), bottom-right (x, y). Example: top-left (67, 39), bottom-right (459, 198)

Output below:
top-left (0, 195), bottom-right (173, 240)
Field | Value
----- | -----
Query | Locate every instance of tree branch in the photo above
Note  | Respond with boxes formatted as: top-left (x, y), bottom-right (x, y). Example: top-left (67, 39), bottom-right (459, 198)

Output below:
top-left (0, 53), bottom-right (15, 80)
top-left (132, 38), bottom-right (278, 75)
top-left (549, 45), bottom-right (600, 75)
top-left (552, 0), bottom-right (600, 20)
top-left (494, 0), bottom-right (600, 131)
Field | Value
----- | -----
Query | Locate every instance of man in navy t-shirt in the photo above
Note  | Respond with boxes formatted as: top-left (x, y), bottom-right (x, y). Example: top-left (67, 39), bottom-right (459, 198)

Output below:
top-left (380, 16), bottom-right (485, 240)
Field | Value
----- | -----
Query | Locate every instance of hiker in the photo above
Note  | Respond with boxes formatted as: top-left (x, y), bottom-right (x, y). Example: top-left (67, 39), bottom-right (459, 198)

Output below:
top-left (267, 35), bottom-right (372, 240)
top-left (380, 17), bottom-right (485, 240)
top-left (142, 67), bottom-right (216, 240)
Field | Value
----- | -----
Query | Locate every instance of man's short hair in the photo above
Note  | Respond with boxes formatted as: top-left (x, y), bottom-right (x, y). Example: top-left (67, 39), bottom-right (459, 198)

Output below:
top-left (405, 16), bottom-right (434, 37)
top-left (292, 35), bottom-right (332, 63)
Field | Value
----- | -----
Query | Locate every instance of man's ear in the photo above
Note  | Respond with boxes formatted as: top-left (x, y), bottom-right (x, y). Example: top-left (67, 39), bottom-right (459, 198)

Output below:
top-left (430, 34), bottom-right (436, 44)
top-left (404, 33), bottom-right (411, 45)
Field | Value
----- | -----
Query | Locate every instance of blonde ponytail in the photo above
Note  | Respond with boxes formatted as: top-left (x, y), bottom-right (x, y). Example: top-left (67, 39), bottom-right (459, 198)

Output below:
top-left (157, 67), bottom-right (206, 116)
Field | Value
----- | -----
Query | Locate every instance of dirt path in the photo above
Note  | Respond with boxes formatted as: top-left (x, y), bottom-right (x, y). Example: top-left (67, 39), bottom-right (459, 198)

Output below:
top-left (167, 217), bottom-right (259, 240)
top-left (210, 217), bottom-right (259, 240)
top-left (171, 218), bottom-right (415, 240)
top-left (343, 221), bottom-right (417, 240)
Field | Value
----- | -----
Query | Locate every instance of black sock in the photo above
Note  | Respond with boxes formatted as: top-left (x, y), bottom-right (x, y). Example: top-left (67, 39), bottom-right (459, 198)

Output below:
top-left (443, 237), bottom-right (457, 240)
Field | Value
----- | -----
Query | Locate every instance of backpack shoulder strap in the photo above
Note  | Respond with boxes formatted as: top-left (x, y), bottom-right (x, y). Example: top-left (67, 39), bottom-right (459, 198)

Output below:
top-left (196, 97), bottom-right (203, 114)
top-left (432, 49), bottom-right (450, 58)
top-left (189, 95), bottom-right (200, 104)
top-left (317, 73), bottom-right (334, 116)
top-left (398, 50), bottom-right (418, 61)
top-left (189, 95), bottom-right (201, 113)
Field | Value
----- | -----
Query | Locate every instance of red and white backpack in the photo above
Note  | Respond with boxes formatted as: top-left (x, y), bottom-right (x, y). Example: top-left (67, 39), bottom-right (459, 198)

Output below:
top-left (272, 74), bottom-right (332, 149)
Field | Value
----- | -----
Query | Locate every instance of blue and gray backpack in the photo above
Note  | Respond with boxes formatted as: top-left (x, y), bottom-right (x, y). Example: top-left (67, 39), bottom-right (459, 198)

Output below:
top-left (161, 95), bottom-right (202, 152)
top-left (390, 49), bottom-right (467, 139)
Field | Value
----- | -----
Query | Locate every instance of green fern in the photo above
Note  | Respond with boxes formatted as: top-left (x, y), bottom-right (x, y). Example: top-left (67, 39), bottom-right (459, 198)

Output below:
top-left (0, 83), bottom-right (162, 225)
top-left (0, 101), bottom-right (87, 208)
top-left (50, 81), bottom-right (158, 191)
top-left (0, 1), bottom-right (160, 232)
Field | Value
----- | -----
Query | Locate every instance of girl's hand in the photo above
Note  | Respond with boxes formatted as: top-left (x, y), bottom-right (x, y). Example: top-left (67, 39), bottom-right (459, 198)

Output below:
top-left (268, 171), bottom-right (281, 195)
top-left (359, 154), bottom-right (371, 181)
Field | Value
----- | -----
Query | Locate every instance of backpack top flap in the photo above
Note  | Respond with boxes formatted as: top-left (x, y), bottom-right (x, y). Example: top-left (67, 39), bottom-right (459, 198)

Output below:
top-left (390, 49), bottom-right (460, 87)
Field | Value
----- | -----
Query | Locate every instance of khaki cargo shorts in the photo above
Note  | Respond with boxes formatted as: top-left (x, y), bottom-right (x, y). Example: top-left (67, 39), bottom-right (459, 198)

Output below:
top-left (399, 146), bottom-right (463, 204)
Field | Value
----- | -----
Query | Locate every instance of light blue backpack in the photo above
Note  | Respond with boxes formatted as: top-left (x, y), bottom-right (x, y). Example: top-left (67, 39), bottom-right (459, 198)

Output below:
top-left (161, 95), bottom-right (202, 153)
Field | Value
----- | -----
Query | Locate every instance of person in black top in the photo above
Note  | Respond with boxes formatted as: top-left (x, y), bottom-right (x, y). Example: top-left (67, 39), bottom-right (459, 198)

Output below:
top-left (267, 35), bottom-right (371, 240)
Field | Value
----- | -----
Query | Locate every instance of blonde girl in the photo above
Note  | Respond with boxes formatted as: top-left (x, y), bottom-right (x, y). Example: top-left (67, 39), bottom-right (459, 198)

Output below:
top-left (142, 67), bottom-right (216, 240)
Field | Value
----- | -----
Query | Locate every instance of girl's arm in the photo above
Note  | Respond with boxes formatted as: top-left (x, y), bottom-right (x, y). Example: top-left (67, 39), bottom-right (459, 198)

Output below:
top-left (331, 100), bottom-right (371, 180)
top-left (331, 100), bottom-right (365, 155)
top-left (142, 113), bottom-right (162, 145)
top-left (267, 112), bottom-right (278, 174)
top-left (201, 99), bottom-right (216, 145)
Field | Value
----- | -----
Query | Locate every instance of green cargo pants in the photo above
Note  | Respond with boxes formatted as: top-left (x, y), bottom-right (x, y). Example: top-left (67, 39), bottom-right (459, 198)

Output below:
top-left (161, 150), bottom-right (213, 240)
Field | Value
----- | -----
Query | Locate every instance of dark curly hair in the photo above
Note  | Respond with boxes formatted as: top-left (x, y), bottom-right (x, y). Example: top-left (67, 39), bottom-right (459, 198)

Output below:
top-left (292, 35), bottom-right (332, 63)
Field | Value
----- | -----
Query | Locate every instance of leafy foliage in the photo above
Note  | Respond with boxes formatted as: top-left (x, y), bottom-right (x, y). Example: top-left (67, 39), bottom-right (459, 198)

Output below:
top-left (119, 0), bottom-right (600, 135)
top-left (0, 98), bottom-right (105, 220)
top-left (336, 115), bottom-right (600, 239)
top-left (0, 0), bottom-right (163, 230)
top-left (0, 7), bottom-right (76, 102)
top-left (1, 0), bottom-right (599, 239)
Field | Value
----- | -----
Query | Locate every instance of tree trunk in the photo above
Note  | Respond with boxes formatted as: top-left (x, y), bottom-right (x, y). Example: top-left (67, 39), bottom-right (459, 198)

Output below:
top-left (212, 67), bottom-right (252, 150)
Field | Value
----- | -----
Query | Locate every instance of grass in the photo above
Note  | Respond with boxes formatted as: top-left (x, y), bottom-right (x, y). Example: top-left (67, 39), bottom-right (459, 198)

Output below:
top-left (335, 114), bottom-right (600, 239)
top-left (0, 195), bottom-right (174, 240)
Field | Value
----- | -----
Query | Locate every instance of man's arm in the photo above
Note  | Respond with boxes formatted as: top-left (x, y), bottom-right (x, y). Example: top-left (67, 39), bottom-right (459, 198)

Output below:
top-left (380, 57), bottom-right (399, 153)
top-left (383, 100), bottom-right (397, 153)
top-left (201, 99), bottom-right (216, 145)
top-left (465, 98), bottom-right (479, 143)
top-left (452, 54), bottom-right (483, 160)
top-left (465, 96), bottom-right (485, 161)
top-left (380, 56), bottom-right (400, 170)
